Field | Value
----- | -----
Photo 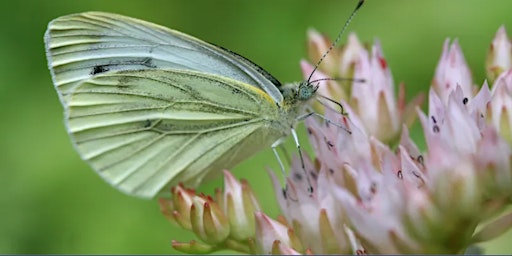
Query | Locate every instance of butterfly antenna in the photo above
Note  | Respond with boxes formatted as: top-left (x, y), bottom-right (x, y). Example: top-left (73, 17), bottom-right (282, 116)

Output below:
top-left (307, 0), bottom-right (365, 83)
top-left (309, 77), bottom-right (366, 85)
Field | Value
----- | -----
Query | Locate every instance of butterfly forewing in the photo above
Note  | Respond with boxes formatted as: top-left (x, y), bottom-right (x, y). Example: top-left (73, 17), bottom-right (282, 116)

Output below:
top-left (45, 11), bottom-right (284, 105)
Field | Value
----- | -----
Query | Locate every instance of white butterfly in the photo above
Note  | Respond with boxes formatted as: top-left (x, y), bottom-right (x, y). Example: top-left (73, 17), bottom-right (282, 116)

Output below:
top-left (45, 12), bottom-right (318, 198)
top-left (44, 0), bottom-right (366, 199)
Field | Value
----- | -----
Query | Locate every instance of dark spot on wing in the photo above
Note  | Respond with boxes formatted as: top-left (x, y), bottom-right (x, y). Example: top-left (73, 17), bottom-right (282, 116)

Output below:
top-left (91, 65), bottom-right (110, 75)
top-left (431, 116), bottom-right (437, 124)
top-left (463, 97), bottom-right (469, 105)
top-left (89, 58), bottom-right (156, 77)
top-left (232, 88), bottom-right (242, 94)
top-left (142, 57), bottom-right (157, 68)
top-left (117, 75), bottom-right (134, 87)
top-left (127, 57), bottom-right (157, 68)
top-left (143, 119), bottom-right (152, 128)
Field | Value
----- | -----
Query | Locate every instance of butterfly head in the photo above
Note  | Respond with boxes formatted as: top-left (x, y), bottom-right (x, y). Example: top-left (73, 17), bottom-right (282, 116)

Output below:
top-left (280, 81), bottom-right (318, 105)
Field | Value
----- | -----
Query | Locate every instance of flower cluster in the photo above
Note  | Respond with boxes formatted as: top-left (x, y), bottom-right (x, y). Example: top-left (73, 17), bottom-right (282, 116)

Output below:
top-left (159, 171), bottom-right (260, 254)
top-left (160, 26), bottom-right (512, 254)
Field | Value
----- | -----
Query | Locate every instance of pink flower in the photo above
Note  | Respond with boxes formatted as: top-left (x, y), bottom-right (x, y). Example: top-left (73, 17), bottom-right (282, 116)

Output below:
top-left (159, 172), bottom-right (261, 254)
top-left (267, 149), bottom-right (354, 254)
top-left (253, 212), bottom-right (303, 254)
top-left (487, 26), bottom-right (512, 82)
top-left (160, 26), bottom-right (512, 255)
top-left (432, 39), bottom-right (474, 104)
top-left (271, 28), bottom-right (512, 254)
top-left (488, 70), bottom-right (512, 143)
top-left (303, 31), bottom-right (422, 144)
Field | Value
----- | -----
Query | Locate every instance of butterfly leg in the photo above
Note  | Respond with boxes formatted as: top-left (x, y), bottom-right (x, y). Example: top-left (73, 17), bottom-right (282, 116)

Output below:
top-left (298, 112), bottom-right (352, 134)
top-left (271, 138), bottom-right (296, 200)
top-left (290, 128), bottom-right (314, 195)
top-left (272, 137), bottom-right (309, 200)
top-left (271, 138), bottom-right (288, 184)
top-left (271, 126), bottom-right (322, 197)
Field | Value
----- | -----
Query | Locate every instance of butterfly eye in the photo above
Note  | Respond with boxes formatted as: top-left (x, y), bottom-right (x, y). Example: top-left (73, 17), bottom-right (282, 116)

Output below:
top-left (297, 82), bottom-right (316, 101)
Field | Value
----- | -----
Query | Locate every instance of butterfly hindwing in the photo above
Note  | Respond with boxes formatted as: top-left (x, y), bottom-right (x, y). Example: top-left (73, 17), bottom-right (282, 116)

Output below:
top-left (65, 69), bottom-right (282, 198)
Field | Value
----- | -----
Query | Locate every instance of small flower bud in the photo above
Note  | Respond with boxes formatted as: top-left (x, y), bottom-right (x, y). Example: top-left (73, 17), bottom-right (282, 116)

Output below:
top-left (486, 26), bottom-right (512, 82)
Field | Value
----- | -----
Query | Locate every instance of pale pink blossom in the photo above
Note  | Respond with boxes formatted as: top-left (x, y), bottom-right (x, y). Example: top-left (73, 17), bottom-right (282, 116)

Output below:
top-left (488, 70), bottom-right (512, 143)
top-left (432, 39), bottom-right (474, 104)
top-left (487, 26), bottom-right (512, 82)
top-left (303, 30), bottom-right (422, 144)
top-left (160, 26), bottom-right (512, 255)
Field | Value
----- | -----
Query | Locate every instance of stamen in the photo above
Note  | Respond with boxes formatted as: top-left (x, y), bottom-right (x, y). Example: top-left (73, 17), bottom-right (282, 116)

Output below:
top-left (417, 155), bottom-right (424, 166)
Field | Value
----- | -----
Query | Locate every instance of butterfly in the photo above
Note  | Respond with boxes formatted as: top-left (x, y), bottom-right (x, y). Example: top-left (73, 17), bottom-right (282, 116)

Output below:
top-left (44, 2), bottom-right (363, 199)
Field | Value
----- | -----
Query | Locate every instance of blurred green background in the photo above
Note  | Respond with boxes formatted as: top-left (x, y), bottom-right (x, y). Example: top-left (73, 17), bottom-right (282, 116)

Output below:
top-left (1, 0), bottom-right (511, 254)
